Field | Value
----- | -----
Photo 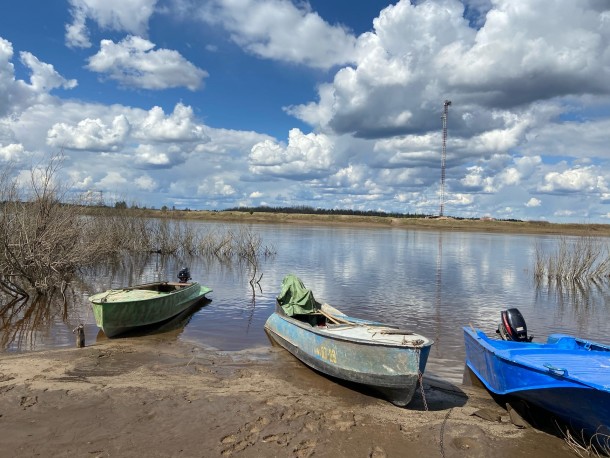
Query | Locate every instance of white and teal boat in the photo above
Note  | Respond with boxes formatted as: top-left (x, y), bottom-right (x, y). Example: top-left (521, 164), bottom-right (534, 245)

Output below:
top-left (265, 274), bottom-right (433, 406)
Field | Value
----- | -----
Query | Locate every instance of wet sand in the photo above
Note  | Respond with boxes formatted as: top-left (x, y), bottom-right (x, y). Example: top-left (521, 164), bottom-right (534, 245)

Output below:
top-left (0, 334), bottom-right (576, 458)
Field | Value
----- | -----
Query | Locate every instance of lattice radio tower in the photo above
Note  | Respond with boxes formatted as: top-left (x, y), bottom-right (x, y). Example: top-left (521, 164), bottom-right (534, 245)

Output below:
top-left (439, 100), bottom-right (451, 217)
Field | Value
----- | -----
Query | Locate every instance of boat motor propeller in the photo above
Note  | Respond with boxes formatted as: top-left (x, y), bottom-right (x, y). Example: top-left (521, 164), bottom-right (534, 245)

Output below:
top-left (496, 308), bottom-right (533, 342)
top-left (178, 267), bottom-right (191, 283)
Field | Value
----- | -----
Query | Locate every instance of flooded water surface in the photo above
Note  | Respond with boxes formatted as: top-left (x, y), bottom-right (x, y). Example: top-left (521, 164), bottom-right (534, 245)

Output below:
top-left (2, 221), bottom-right (609, 384)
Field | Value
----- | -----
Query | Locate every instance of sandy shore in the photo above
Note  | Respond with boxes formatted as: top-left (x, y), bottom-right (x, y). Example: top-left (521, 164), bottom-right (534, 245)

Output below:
top-left (0, 333), bottom-right (576, 458)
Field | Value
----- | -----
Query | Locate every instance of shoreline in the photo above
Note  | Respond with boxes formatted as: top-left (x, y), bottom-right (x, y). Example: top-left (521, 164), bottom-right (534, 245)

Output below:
top-left (90, 207), bottom-right (610, 237)
top-left (0, 336), bottom-right (575, 457)
top-left (1, 209), bottom-right (594, 456)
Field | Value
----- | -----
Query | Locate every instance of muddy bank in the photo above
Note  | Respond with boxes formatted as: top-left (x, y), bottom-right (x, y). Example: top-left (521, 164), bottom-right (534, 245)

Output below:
top-left (0, 337), bottom-right (575, 457)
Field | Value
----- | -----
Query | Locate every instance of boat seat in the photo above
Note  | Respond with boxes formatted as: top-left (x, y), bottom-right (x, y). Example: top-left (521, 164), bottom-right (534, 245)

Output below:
top-left (547, 335), bottom-right (579, 350)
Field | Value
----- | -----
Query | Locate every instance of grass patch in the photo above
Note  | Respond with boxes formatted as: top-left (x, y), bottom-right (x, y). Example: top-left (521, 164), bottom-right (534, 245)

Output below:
top-left (534, 236), bottom-right (610, 282)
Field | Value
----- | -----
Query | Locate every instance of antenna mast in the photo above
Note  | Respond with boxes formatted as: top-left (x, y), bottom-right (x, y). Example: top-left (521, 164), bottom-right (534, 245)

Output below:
top-left (439, 100), bottom-right (451, 217)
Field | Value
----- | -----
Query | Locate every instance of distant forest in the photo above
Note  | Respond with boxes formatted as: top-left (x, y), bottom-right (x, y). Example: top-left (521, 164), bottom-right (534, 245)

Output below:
top-left (226, 205), bottom-right (439, 219)
top-left (222, 205), bottom-right (524, 223)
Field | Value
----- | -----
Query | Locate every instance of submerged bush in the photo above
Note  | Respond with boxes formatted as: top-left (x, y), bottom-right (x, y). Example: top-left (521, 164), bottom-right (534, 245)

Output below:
top-left (0, 158), bottom-right (113, 295)
top-left (533, 236), bottom-right (610, 282)
top-left (0, 158), bottom-right (274, 296)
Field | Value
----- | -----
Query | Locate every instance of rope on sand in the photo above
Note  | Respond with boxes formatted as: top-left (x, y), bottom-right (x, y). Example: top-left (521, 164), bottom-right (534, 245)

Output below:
top-left (440, 408), bottom-right (453, 458)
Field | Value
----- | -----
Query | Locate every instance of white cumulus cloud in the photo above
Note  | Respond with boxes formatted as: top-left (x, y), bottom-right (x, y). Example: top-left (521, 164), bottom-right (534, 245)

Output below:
top-left (0, 38), bottom-right (77, 117)
top-left (249, 128), bottom-right (335, 178)
top-left (135, 175), bottom-right (157, 191)
top-left (134, 104), bottom-right (209, 142)
top-left (47, 115), bottom-right (130, 151)
top-left (539, 166), bottom-right (607, 193)
top-left (65, 0), bottom-right (158, 48)
top-left (87, 36), bottom-right (207, 91)
top-left (192, 0), bottom-right (357, 69)
top-left (98, 171), bottom-right (128, 188)
top-left (526, 197), bottom-right (541, 207)
top-left (0, 143), bottom-right (25, 161)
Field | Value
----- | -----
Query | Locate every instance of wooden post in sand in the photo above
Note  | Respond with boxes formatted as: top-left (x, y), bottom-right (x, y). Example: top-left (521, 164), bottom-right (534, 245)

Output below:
top-left (73, 324), bottom-right (85, 348)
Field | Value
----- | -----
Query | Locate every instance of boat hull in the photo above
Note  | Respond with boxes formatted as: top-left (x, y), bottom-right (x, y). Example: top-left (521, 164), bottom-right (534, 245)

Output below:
top-left (265, 310), bottom-right (432, 406)
top-left (89, 282), bottom-right (212, 337)
top-left (463, 326), bottom-right (610, 436)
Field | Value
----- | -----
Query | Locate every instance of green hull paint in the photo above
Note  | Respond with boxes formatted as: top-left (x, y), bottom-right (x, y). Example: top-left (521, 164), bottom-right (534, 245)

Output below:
top-left (89, 281), bottom-right (212, 337)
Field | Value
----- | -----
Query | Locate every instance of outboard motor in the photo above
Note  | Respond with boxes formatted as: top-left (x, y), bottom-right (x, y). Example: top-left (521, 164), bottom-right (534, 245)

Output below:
top-left (497, 308), bottom-right (533, 342)
top-left (178, 267), bottom-right (191, 283)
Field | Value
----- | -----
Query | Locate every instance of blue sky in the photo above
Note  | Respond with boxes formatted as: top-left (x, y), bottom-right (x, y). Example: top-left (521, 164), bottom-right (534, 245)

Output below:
top-left (1, 0), bottom-right (610, 222)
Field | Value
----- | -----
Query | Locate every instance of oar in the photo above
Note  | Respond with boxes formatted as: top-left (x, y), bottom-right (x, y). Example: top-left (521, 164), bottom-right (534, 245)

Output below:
top-left (319, 308), bottom-right (351, 325)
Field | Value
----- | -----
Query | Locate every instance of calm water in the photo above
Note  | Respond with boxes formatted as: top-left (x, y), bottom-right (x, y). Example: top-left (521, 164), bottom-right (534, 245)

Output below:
top-left (2, 221), bottom-right (609, 384)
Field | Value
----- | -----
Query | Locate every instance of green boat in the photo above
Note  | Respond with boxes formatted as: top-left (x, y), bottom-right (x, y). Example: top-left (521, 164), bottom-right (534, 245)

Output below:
top-left (89, 276), bottom-right (212, 338)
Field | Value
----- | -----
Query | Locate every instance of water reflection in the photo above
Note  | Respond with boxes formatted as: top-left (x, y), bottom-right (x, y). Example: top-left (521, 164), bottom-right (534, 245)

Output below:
top-left (1, 221), bottom-right (609, 387)
top-left (533, 277), bottom-right (610, 338)
top-left (0, 288), bottom-right (85, 351)
top-left (433, 232), bottom-right (443, 358)
top-left (85, 252), bottom-right (174, 292)
top-left (0, 249), bottom-right (246, 351)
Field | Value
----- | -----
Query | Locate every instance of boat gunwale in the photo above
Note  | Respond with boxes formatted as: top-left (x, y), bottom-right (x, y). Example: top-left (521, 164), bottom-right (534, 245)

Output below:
top-left (89, 282), bottom-right (208, 305)
top-left (464, 326), bottom-right (610, 359)
top-left (270, 309), bottom-right (433, 349)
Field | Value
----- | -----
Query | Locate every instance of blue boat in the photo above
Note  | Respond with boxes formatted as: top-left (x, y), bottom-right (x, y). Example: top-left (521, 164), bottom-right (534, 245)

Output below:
top-left (265, 275), bottom-right (433, 406)
top-left (464, 313), bottom-right (610, 437)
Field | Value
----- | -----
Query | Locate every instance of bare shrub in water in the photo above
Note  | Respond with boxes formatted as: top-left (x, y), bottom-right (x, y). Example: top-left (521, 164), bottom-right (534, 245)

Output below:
top-left (534, 236), bottom-right (610, 281)
top-left (87, 215), bottom-right (275, 262)
top-left (150, 219), bottom-right (181, 254)
top-left (103, 214), bottom-right (152, 253)
top-left (178, 220), bottom-right (199, 255)
top-left (0, 158), bottom-right (113, 295)
top-left (0, 159), bottom-right (274, 295)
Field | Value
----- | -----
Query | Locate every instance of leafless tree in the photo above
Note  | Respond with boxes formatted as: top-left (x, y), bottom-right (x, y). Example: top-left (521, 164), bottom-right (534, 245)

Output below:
top-left (0, 156), bottom-right (111, 295)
